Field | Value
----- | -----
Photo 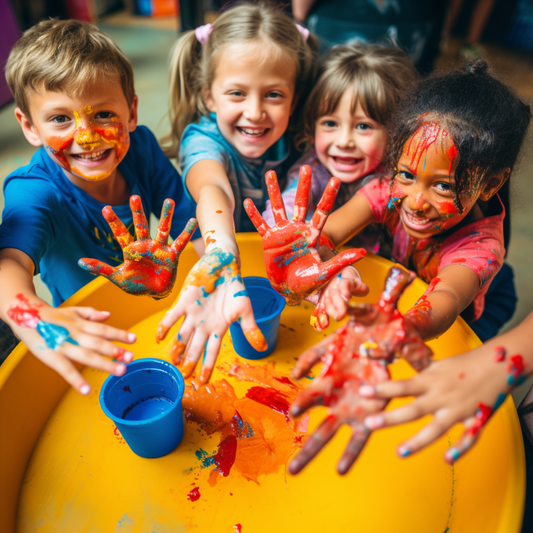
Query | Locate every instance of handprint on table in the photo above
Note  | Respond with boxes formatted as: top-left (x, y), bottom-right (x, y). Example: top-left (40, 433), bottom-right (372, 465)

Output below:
top-left (156, 246), bottom-right (267, 384)
top-left (288, 266), bottom-right (433, 475)
top-left (244, 165), bottom-right (366, 307)
top-left (79, 195), bottom-right (197, 299)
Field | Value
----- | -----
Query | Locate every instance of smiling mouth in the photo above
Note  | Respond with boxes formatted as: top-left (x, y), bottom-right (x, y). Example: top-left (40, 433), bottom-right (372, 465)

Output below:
top-left (237, 127), bottom-right (269, 138)
top-left (401, 210), bottom-right (439, 230)
top-left (72, 149), bottom-right (111, 162)
top-left (332, 156), bottom-right (362, 165)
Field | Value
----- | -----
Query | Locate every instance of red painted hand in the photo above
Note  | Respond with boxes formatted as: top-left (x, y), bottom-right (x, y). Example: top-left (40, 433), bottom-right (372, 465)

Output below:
top-left (288, 267), bottom-right (433, 474)
top-left (244, 165), bottom-right (366, 306)
top-left (79, 195), bottom-right (197, 299)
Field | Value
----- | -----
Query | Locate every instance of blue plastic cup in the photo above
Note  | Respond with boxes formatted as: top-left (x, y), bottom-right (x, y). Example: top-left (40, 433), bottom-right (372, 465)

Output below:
top-left (99, 358), bottom-right (185, 458)
top-left (229, 276), bottom-right (286, 360)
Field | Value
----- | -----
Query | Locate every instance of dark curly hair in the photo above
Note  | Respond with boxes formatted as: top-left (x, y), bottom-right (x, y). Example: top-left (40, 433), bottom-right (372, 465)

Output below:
top-left (388, 60), bottom-right (531, 248)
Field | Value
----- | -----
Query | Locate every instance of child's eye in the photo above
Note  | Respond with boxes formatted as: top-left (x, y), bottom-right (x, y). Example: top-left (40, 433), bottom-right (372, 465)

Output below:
top-left (228, 90), bottom-right (244, 97)
top-left (395, 170), bottom-right (414, 181)
top-left (51, 115), bottom-right (71, 124)
top-left (434, 182), bottom-right (454, 195)
top-left (95, 111), bottom-right (115, 120)
top-left (266, 91), bottom-right (284, 99)
top-left (356, 123), bottom-right (371, 131)
top-left (321, 120), bottom-right (337, 128)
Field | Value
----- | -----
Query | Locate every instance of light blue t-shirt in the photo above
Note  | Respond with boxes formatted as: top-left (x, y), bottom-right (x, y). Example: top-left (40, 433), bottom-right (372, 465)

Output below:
top-left (0, 126), bottom-right (198, 306)
top-left (180, 113), bottom-right (289, 232)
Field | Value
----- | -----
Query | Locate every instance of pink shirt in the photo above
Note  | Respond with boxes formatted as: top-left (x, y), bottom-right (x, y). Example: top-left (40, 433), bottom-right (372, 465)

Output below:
top-left (359, 178), bottom-right (505, 321)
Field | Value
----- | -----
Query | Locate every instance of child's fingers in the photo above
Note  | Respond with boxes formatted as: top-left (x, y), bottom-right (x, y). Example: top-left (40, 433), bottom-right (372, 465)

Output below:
top-left (171, 218), bottom-right (198, 254)
top-left (315, 249), bottom-right (367, 289)
top-left (265, 170), bottom-right (288, 224)
top-left (69, 307), bottom-right (111, 322)
top-left (181, 329), bottom-right (209, 379)
top-left (292, 165), bottom-right (312, 222)
top-left (77, 320), bottom-right (137, 345)
top-left (337, 425), bottom-right (371, 475)
top-left (363, 397), bottom-right (431, 430)
top-left (243, 199), bottom-right (270, 236)
top-left (74, 332), bottom-right (134, 360)
top-left (378, 266), bottom-right (416, 309)
top-left (40, 349), bottom-right (92, 395)
top-left (238, 305), bottom-right (268, 352)
top-left (339, 269), bottom-right (369, 298)
top-left (396, 412), bottom-right (458, 459)
top-left (157, 297), bottom-right (189, 340)
top-left (155, 198), bottom-right (175, 244)
top-left (78, 258), bottom-right (116, 278)
top-left (60, 342), bottom-right (127, 376)
top-left (310, 177), bottom-right (341, 231)
top-left (359, 377), bottom-right (427, 400)
top-left (130, 195), bottom-right (150, 240)
top-left (444, 416), bottom-right (481, 464)
top-left (290, 382), bottom-right (327, 416)
top-left (288, 414), bottom-right (339, 474)
top-left (102, 206), bottom-right (134, 249)
top-left (310, 305), bottom-right (329, 331)
top-left (199, 332), bottom-right (224, 384)
top-left (324, 291), bottom-right (348, 322)
top-left (292, 342), bottom-right (328, 379)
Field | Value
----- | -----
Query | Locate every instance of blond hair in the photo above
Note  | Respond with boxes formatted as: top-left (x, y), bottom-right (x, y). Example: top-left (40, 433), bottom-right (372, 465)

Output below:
top-left (296, 43), bottom-right (417, 150)
top-left (5, 19), bottom-right (135, 121)
top-left (161, 2), bottom-right (318, 159)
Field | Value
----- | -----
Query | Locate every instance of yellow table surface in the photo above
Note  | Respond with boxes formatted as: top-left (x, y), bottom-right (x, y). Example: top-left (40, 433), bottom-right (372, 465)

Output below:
top-left (0, 234), bottom-right (525, 533)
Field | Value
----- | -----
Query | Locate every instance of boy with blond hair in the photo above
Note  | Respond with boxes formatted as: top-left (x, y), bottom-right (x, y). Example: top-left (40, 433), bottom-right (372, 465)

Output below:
top-left (0, 19), bottom-right (196, 393)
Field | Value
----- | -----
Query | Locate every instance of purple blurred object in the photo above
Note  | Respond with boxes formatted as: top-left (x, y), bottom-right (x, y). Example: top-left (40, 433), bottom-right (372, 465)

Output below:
top-left (0, 0), bottom-right (21, 109)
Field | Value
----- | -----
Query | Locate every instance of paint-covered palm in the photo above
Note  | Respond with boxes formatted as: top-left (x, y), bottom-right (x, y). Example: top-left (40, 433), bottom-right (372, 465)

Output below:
top-left (79, 195), bottom-right (197, 300)
top-left (155, 246), bottom-right (267, 384)
top-left (244, 165), bottom-right (366, 306)
top-left (288, 267), bottom-right (433, 475)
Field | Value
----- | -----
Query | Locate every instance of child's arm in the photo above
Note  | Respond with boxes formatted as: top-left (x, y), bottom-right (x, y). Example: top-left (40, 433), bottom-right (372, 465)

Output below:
top-left (156, 159), bottom-right (266, 383)
top-left (360, 311), bottom-right (533, 463)
top-left (0, 248), bottom-right (136, 394)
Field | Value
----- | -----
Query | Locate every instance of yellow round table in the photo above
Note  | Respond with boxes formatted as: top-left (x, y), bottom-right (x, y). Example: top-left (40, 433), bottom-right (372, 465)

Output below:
top-left (0, 234), bottom-right (525, 533)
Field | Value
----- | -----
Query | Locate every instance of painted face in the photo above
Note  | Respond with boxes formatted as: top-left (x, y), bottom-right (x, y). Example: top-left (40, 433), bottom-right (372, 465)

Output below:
top-left (314, 91), bottom-right (387, 183)
top-left (27, 80), bottom-right (136, 182)
top-left (392, 121), bottom-right (480, 239)
top-left (204, 41), bottom-right (297, 159)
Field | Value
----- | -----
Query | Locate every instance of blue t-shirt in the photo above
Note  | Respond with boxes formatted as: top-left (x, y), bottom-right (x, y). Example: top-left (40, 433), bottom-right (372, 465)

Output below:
top-left (180, 113), bottom-right (289, 232)
top-left (0, 126), bottom-right (197, 306)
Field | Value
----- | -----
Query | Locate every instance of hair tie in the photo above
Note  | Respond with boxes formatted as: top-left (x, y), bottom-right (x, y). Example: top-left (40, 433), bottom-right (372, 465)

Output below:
top-left (195, 23), bottom-right (212, 45)
top-left (295, 23), bottom-right (309, 41)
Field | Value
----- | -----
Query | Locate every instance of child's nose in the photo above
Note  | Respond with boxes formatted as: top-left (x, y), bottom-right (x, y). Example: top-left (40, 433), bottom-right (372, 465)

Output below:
top-left (73, 109), bottom-right (102, 151)
top-left (335, 128), bottom-right (355, 149)
top-left (407, 190), bottom-right (430, 212)
top-left (243, 98), bottom-right (265, 122)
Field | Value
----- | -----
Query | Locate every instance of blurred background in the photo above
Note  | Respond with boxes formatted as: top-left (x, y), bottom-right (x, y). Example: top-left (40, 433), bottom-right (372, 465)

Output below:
top-left (1, 0), bottom-right (533, 401)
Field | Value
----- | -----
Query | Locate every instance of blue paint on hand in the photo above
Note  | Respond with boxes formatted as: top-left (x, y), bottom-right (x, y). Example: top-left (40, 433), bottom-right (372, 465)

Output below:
top-left (36, 321), bottom-right (78, 350)
top-left (233, 290), bottom-right (249, 298)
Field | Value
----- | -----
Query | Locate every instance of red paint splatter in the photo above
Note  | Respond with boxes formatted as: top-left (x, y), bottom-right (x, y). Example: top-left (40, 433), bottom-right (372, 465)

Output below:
top-left (494, 346), bottom-right (506, 362)
top-left (467, 402), bottom-right (493, 437)
top-left (187, 487), bottom-right (201, 502)
top-left (245, 386), bottom-right (291, 422)
top-left (121, 385), bottom-right (131, 393)
top-left (273, 376), bottom-right (297, 389)
top-left (511, 355), bottom-right (524, 376)
top-left (7, 293), bottom-right (41, 328)
top-left (113, 426), bottom-right (125, 444)
top-left (407, 122), bottom-right (440, 172)
top-left (446, 143), bottom-right (459, 176)
top-left (234, 525), bottom-right (242, 533)
top-left (411, 277), bottom-right (441, 313)
top-left (205, 230), bottom-right (216, 246)
top-left (458, 373), bottom-right (465, 379)
top-left (214, 435), bottom-right (237, 477)
top-left (451, 258), bottom-right (466, 263)
top-left (216, 210), bottom-right (223, 213)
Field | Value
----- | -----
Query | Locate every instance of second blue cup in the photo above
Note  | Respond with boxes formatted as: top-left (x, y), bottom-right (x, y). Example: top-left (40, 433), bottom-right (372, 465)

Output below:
top-left (230, 276), bottom-right (286, 360)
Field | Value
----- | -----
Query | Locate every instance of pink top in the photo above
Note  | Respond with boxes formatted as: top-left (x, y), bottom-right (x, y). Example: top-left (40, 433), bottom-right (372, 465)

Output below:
top-left (359, 178), bottom-right (505, 321)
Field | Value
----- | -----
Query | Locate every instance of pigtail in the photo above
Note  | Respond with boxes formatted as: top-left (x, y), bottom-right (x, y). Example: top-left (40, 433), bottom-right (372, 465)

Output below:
top-left (161, 31), bottom-right (206, 159)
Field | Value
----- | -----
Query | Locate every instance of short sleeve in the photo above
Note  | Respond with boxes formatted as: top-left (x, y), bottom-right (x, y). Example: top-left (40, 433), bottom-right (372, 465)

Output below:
top-left (358, 178), bottom-right (391, 223)
top-left (0, 175), bottom-right (64, 274)
top-left (179, 123), bottom-right (229, 198)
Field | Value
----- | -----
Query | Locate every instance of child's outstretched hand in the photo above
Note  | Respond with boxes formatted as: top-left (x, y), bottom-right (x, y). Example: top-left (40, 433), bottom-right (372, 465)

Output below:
top-left (6, 293), bottom-right (136, 394)
top-left (156, 244), bottom-right (266, 384)
top-left (244, 165), bottom-right (366, 306)
top-left (288, 266), bottom-right (433, 474)
top-left (360, 343), bottom-right (525, 464)
top-left (79, 195), bottom-right (197, 299)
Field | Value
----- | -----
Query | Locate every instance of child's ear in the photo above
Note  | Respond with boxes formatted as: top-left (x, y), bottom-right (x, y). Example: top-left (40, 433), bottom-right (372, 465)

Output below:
top-left (14, 108), bottom-right (43, 147)
top-left (203, 85), bottom-right (216, 113)
top-left (479, 168), bottom-right (511, 201)
top-left (128, 95), bottom-right (139, 132)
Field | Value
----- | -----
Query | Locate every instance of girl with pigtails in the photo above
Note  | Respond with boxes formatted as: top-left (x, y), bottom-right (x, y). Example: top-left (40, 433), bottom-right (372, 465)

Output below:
top-left (156, 3), bottom-right (359, 384)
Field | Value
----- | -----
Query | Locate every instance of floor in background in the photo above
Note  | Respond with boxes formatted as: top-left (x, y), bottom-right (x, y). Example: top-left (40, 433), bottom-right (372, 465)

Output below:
top-left (0, 14), bottom-right (532, 401)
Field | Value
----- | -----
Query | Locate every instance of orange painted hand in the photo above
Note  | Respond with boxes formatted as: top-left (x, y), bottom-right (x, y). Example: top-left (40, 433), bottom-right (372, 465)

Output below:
top-left (288, 267), bottom-right (433, 474)
top-left (244, 165), bottom-right (366, 307)
top-left (156, 246), bottom-right (267, 384)
top-left (79, 195), bottom-right (197, 300)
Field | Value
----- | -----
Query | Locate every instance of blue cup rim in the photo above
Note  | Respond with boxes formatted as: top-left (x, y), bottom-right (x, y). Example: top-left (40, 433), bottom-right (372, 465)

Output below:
top-left (99, 358), bottom-right (185, 428)
top-left (241, 276), bottom-right (285, 323)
